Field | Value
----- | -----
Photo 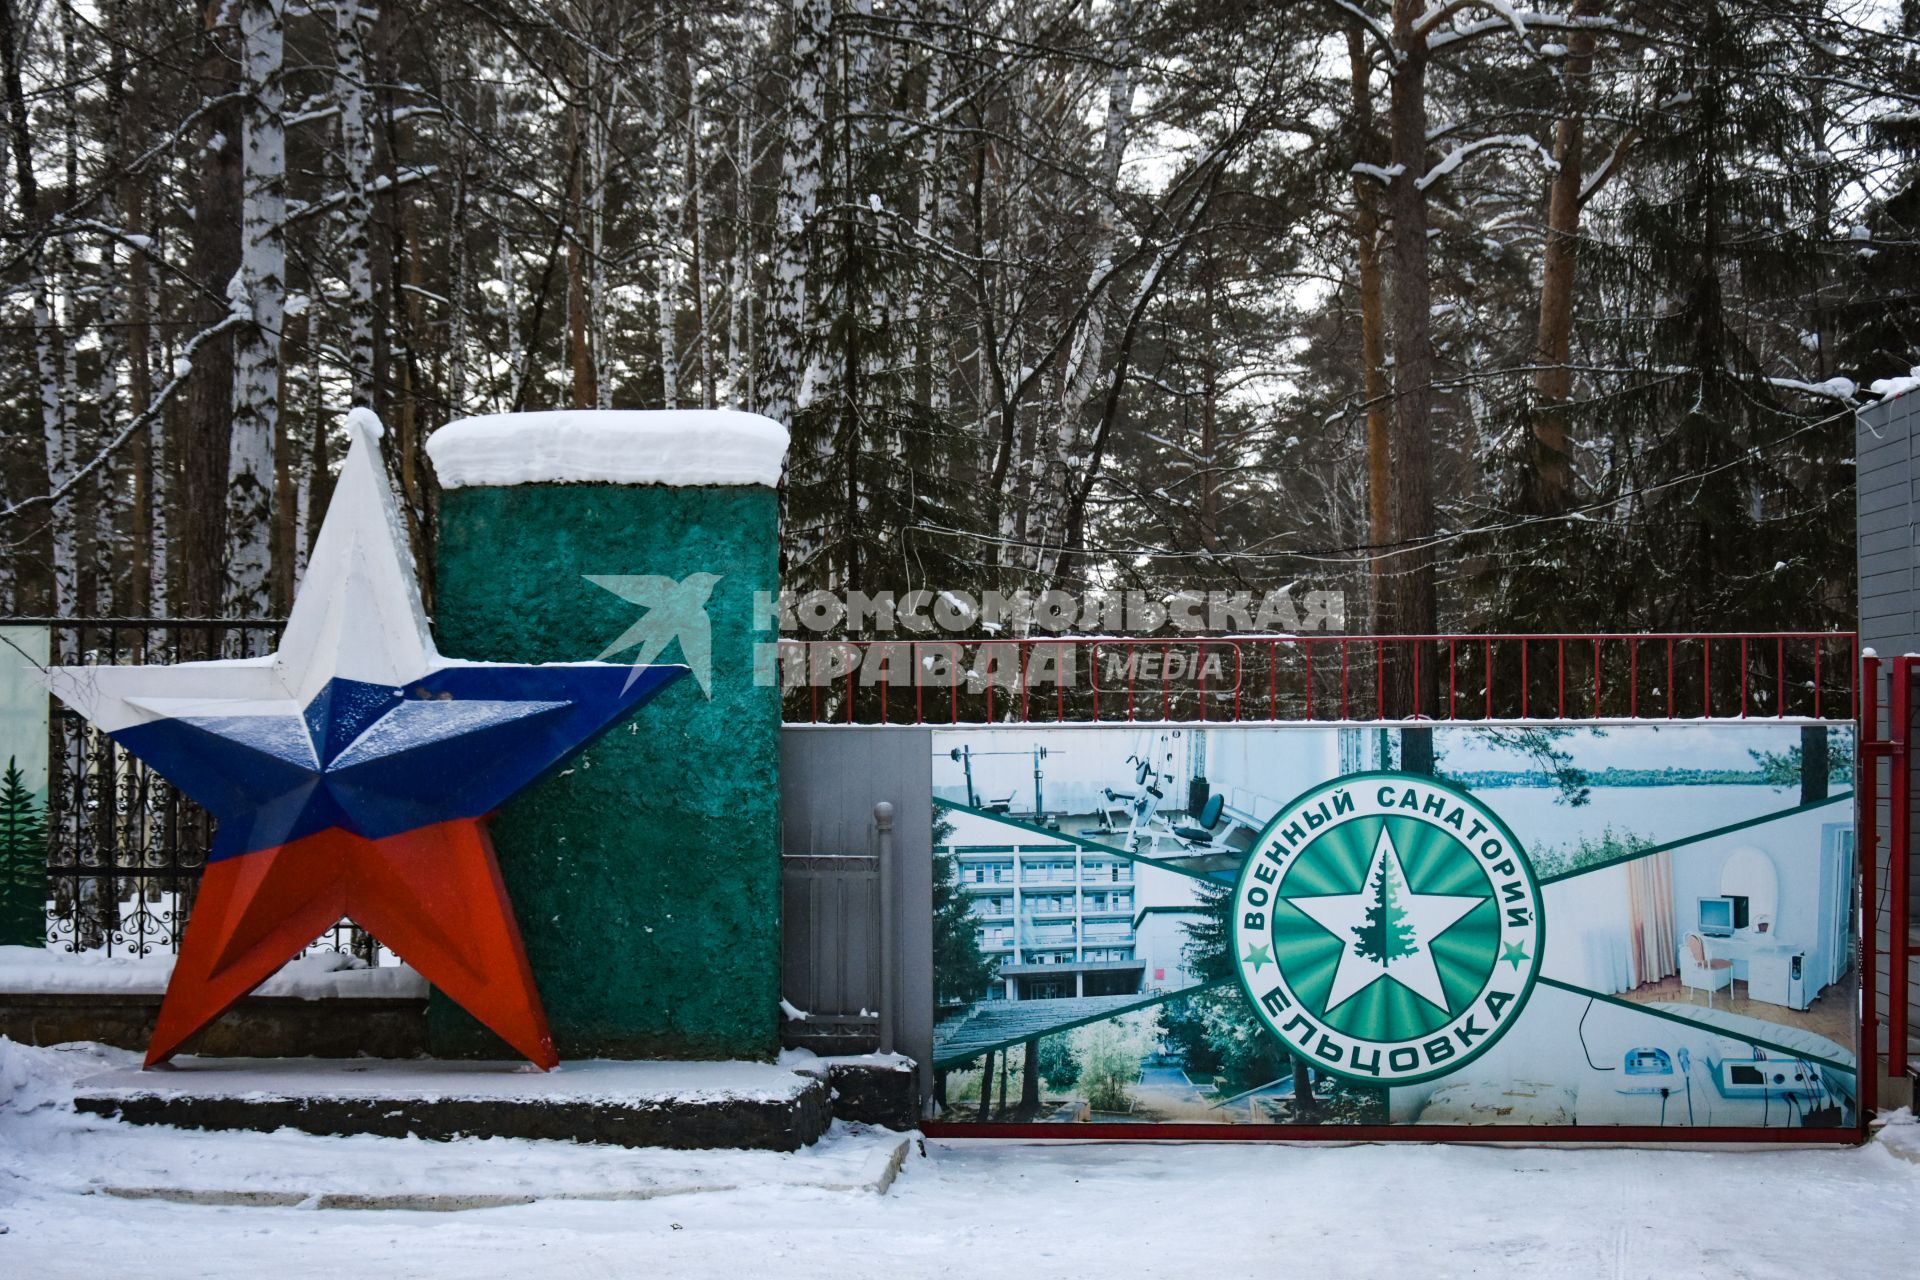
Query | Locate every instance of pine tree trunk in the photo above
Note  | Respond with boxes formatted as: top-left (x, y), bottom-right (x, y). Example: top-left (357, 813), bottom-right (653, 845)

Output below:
top-left (1, 0), bottom-right (54, 614)
top-left (5, 0), bottom-right (60, 616)
top-left (589, 66), bottom-right (613, 411)
top-left (1291, 1056), bottom-right (1315, 1119)
top-left (1349, 23), bottom-right (1393, 632)
top-left (649, 29), bottom-right (680, 409)
top-left (150, 245), bottom-right (171, 615)
top-left (180, 3), bottom-right (243, 617)
top-left (448, 117), bottom-right (470, 414)
top-left (566, 99), bottom-right (595, 409)
top-left (1529, 0), bottom-right (1601, 513)
top-left (1199, 247), bottom-right (1219, 551)
top-left (399, 203), bottom-right (426, 507)
top-left (128, 174), bottom-right (155, 616)
top-left (272, 305), bottom-right (306, 612)
top-left (494, 86), bottom-right (526, 410)
top-left (1799, 725), bottom-right (1828, 806)
top-left (685, 53), bottom-right (712, 409)
top-left (306, 338), bottom-right (333, 569)
top-left (121, 50), bottom-right (156, 617)
top-left (1383, 2), bottom-right (1438, 716)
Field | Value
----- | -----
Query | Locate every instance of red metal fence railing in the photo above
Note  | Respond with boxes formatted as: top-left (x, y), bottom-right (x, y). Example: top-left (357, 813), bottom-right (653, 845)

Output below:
top-left (778, 632), bottom-right (1858, 727)
top-left (1860, 653), bottom-right (1914, 1094)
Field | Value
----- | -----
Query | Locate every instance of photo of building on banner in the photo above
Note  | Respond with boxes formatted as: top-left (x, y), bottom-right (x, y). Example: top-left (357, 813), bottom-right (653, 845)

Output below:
top-left (929, 723), bottom-right (1857, 1131)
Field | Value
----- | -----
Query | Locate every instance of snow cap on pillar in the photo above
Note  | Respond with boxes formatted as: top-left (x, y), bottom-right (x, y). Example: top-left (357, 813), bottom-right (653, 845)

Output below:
top-left (424, 409), bottom-right (790, 490)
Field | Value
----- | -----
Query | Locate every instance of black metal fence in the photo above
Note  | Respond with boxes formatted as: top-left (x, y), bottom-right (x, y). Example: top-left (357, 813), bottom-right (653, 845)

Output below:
top-left (7, 617), bottom-right (372, 959)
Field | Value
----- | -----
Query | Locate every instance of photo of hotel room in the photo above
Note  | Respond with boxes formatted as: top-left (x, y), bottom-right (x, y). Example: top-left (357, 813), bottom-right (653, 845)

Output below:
top-left (1539, 793), bottom-right (1856, 1050)
top-left (1404, 723), bottom-right (1859, 1128)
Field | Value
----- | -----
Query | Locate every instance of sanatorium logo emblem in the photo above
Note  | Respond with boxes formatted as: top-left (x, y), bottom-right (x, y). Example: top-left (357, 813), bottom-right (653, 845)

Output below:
top-left (1230, 771), bottom-right (1544, 1087)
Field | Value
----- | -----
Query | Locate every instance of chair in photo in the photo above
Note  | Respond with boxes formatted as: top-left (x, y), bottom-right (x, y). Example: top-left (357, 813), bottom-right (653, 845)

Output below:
top-left (1679, 931), bottom-right (1733, 1007)
top-left (1173, 792), bottom-right (1227, 851)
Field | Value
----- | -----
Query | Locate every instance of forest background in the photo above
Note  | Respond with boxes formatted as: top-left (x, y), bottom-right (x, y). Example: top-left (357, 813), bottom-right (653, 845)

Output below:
top-left (2, 0), bottom-right (1915, 684)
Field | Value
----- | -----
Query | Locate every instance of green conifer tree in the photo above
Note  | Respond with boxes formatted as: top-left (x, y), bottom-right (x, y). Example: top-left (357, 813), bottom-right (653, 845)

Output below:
top-left (1352, 854), bottom-right (1417, 966)
top-left (931, 813), bottom-right (997, 1007)
top-left (0, 757), bottom-right (48, 947)
top-left (1480, 0), bottom-right (1856, 653)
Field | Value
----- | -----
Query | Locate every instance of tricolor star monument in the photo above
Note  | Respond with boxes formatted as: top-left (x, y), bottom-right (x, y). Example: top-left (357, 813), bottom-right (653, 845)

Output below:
top-left (1231, 772), bottom-right (1543, 1087)
top-left (44, 409), bottom-right (686, 1069)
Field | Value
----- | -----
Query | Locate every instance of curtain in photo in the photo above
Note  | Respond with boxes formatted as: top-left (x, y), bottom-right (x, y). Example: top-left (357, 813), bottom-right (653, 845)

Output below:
top-left (1626, 850), bottom-right (1677, 985)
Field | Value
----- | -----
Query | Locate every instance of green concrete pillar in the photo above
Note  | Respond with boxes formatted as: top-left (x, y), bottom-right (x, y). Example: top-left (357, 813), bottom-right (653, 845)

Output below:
top-left (423, 411), bottom-right (787, 1060)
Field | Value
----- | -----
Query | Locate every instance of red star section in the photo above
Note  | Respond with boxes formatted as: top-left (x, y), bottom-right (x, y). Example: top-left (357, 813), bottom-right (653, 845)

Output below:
top-left (150, 819), bottom-right (555, 1069)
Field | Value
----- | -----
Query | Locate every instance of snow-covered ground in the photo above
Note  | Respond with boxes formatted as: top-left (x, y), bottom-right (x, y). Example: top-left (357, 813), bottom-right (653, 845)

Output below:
top-left (3, 1039), bottom-right (1916, 1279)
top-left (0, 945), bottom-right (424, 998)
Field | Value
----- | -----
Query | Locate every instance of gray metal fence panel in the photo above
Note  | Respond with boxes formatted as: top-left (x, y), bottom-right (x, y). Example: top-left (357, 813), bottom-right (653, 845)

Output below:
top-left (779, 727), bottom-right (933, 1108)
top-left (1857, 395), bottom-right (1920, 1069)
top-left (781, 852), bottom-right (881, 1020)
top-left (1859, 395), bottom-right (1916, 660)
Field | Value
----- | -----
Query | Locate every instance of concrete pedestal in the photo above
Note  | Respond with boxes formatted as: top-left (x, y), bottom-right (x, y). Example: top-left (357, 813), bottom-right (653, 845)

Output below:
top-left (74, 1057), bottom-right (830, 1152)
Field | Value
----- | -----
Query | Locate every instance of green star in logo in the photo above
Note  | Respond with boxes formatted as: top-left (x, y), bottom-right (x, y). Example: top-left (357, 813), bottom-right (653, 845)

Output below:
top-left (1231, 771), bottom-right (1544, 1088)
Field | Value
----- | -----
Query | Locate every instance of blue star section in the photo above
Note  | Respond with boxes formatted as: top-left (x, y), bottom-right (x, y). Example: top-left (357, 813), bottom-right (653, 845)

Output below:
top-left (113, 664), bottom-right (686, 862)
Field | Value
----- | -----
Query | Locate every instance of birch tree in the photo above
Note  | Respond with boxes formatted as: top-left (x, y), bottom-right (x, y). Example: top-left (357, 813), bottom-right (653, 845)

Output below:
top-left (225, 0), bottom-right (286, 614)
top-left (764, 0), bottom-right (829, 428)
top-left (335, 0), bottom-right (376, 407)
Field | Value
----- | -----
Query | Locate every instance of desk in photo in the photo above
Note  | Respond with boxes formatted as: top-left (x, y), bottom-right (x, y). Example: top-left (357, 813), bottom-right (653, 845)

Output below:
top-left (1702, 935), bottom-right (1811, 1010)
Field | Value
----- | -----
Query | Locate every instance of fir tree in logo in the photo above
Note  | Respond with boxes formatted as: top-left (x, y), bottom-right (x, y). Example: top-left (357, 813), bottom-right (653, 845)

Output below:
top-left (1351, 853), bottom-right (1419, 967)
top-left (0, 756), bottom-right (48, 947)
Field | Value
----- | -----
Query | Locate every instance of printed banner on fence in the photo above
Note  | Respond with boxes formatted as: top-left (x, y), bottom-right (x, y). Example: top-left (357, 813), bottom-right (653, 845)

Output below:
top-left (0, 625), bottom-right (50, 946)
top-left (929, 722), bottom-right (1857, 1132)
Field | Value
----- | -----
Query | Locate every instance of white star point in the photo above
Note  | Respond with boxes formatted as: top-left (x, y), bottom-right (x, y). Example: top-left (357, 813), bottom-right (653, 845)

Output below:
top-left (1288, 827), bottom-right (1484, 1017)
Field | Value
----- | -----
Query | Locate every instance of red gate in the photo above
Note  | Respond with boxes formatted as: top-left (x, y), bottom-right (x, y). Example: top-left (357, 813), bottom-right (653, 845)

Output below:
top-left (1858, 653), bottom-right (1916, 1115)
top-left (795, 631), bottom-right (1885, 1141)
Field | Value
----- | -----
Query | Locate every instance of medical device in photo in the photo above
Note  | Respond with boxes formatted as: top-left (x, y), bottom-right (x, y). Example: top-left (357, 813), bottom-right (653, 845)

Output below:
top-left (1714, 1056), bottom-right (1817, 1099)
top-left (1623, 1047), bottom-right (1673, 1076)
